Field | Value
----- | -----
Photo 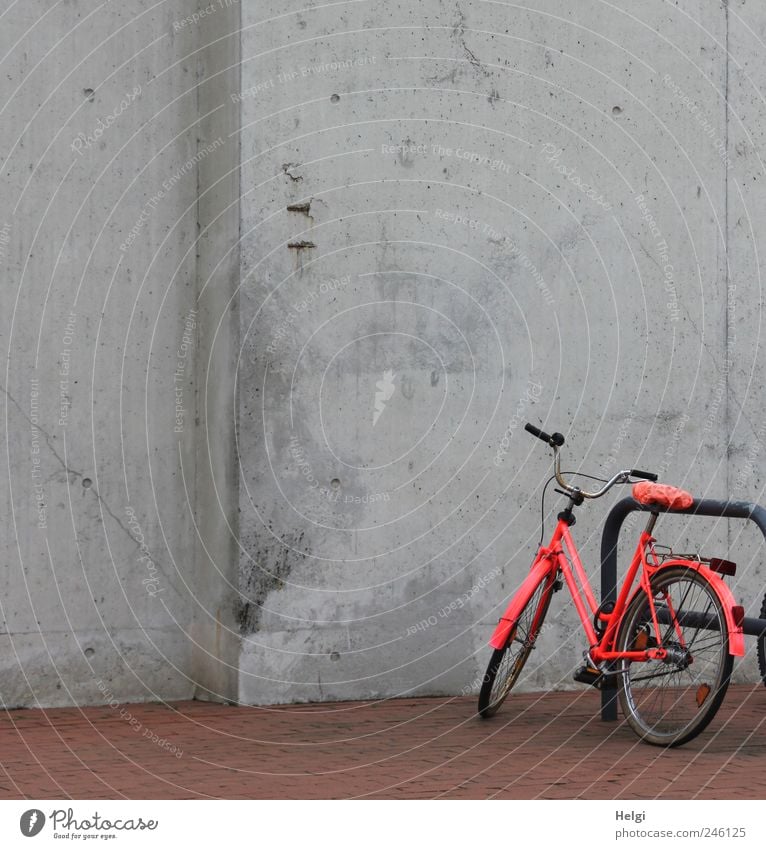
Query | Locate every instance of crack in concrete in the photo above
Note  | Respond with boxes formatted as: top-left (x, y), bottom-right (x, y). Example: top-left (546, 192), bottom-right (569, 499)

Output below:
top-left (1, 382), bottom-right (167, 568)
top-left (463, 42), bottom-right (490, 77)
top-left (1, 383), bottom-right (82, 481)
top-left (453, 3), bottom-right (490, 78)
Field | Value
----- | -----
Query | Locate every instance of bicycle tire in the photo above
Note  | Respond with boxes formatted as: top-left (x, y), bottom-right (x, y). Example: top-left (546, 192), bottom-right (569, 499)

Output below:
top-left (616, 565), bottom-right (733, 747)
top-left (478, 569), bottom-right (555, 718)
top-left (758, 594), bottom-right (766, 686)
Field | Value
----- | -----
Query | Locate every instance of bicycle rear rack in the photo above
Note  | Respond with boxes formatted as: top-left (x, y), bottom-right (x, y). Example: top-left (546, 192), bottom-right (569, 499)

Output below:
top-left (599, 496), bottom-right (766, 721)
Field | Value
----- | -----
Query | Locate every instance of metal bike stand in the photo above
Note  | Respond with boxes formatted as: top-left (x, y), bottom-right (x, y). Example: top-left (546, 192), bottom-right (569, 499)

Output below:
top-left (599, 497), bottom-right (766, 721)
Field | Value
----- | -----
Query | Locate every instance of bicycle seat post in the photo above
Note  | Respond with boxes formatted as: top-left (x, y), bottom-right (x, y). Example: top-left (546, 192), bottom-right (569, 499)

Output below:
top-left (644, 512), bottom-right (659, 536)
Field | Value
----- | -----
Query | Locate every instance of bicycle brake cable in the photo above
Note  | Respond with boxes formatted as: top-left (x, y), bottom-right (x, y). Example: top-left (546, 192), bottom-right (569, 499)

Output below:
top-left (538, 474), bottom-right (557, 546)
top-left (538, 470), bottom-right (612, 547)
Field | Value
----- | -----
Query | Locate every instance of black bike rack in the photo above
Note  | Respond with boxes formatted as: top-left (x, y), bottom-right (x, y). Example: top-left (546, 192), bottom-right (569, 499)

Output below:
top-left (599, 497), bottom-right (766, 721)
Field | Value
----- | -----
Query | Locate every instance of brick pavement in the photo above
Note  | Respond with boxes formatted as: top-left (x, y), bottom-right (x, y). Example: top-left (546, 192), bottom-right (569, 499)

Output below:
top-left (1, 684), bottom-right (765, 799)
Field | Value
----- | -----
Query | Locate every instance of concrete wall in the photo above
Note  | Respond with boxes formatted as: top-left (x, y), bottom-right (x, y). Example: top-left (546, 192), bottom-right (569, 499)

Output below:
top-left (2, 1), bottom-right (766, 710)
top-left (236, 0), bottom-right (766, 704)
top-left (0, 1), bottom-right (240, 708)
top-left (192, 2), bottom-right (241, 702)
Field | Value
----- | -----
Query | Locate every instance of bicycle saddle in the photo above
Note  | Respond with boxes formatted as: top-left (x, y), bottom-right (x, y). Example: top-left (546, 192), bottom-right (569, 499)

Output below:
top-left (632, 481), bottom-right (693, 509)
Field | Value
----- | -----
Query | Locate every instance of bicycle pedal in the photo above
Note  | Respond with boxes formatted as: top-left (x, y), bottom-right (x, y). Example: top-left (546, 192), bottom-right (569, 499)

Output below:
top-left (573, 665), bottom-right (605, 689)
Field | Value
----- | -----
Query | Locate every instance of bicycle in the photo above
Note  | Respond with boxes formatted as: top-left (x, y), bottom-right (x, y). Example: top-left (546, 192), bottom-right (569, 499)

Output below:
top-left (478, 423), bottom-right (745, 747)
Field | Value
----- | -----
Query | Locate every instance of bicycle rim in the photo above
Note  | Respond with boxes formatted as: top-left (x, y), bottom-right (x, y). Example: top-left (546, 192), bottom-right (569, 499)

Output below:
top-left (757, 594), bottom-right (766, 687)
top-left (617, 566), bottom-right (732, 747)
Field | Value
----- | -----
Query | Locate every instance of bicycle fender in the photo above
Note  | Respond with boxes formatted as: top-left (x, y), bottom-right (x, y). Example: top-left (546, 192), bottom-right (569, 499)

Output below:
top-left (659, 560), bottom-right (745, 657)
top-left (489, 559), bottom-right (553, 650)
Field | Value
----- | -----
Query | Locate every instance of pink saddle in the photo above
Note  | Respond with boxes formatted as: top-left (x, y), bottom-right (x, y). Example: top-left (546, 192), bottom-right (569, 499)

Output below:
top-left (632, 481), bottom-right (693, 509)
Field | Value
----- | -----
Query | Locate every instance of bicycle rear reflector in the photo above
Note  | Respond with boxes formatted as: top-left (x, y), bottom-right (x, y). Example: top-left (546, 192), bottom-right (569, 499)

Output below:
top-left (708, 558), bottom-right (736, 576)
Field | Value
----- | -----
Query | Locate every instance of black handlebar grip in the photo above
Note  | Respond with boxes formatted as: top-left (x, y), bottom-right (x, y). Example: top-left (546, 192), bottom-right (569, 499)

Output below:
top-left (525, 423), bottom-right (565, 448)
top-left (630, 469), bottom-right (658, 481)
top-left (524, 423), bottom-right (551, 442)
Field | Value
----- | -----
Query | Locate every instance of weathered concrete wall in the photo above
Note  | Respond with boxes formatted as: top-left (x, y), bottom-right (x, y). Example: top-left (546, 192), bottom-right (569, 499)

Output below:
top-left (236, 0), bottom-right (766, 704)
top-left (0, 1), bottom-right (240, 707)
top-left (3, 1), bottom-right (766, 710)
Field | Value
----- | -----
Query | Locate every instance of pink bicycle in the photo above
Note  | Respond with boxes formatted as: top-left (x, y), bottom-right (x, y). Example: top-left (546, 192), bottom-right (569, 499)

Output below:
top-left (478, 423), bottom-right (745, 746)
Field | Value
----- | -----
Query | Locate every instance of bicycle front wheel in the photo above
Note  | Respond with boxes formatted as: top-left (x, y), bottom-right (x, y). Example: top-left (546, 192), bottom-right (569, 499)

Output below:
top-left (478, 570), bottom-right (555, 718)
top-left (616, 566), bottom-right (733, 747)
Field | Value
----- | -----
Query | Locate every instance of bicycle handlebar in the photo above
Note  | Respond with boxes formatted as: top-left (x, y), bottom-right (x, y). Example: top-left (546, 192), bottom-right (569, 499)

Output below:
top-left (630, 469), bottom-right (659, 482)
top-left (524, 422), bottom-right (658, 499)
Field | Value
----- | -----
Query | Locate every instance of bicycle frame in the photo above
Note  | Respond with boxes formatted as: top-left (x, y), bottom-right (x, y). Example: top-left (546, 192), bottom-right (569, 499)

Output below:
top-left (489, 515), bottom-right (745, 659)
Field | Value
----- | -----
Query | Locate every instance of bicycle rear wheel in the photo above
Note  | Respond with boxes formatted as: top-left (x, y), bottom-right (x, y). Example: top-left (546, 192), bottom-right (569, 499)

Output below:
top-left (616, 566), bottom-right (733, 747)
top-left (478, 569), bottom-right (556, 718)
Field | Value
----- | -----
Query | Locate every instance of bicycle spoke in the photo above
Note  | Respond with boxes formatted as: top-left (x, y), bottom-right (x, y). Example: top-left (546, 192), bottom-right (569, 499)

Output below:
top-left (627, 667), bottom-right (692, 684)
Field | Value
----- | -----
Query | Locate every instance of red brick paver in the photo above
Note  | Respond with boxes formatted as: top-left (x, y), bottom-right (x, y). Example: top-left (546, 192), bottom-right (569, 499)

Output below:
top-left (2, 685), bottom-right (766, 799)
